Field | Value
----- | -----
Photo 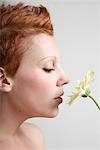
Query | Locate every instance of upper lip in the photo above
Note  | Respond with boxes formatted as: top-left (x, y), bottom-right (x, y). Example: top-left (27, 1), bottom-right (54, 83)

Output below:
top-left (55, 91), bottom-right (64, 98)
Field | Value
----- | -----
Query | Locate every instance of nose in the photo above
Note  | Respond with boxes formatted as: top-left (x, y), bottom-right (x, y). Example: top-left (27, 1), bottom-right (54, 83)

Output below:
top-left (56, 69), bottom-right (70, 86)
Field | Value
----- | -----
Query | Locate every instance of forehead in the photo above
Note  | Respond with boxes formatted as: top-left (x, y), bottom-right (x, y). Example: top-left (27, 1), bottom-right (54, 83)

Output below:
top-left (21, 34), bottom-right (60, 63)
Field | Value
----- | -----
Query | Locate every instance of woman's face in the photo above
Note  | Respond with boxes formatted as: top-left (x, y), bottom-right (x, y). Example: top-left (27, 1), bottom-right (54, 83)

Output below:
top-left (10, 34), bottom-right (69, 118)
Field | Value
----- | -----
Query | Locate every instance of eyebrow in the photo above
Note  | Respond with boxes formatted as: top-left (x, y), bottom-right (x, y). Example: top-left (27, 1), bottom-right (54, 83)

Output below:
top-left (39, 56), bottom-right (57, 63)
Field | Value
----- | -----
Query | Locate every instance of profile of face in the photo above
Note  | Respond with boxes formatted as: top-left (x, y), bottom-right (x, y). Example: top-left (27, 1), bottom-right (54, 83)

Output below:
top-left (5, 34), bottom-right (69, 118)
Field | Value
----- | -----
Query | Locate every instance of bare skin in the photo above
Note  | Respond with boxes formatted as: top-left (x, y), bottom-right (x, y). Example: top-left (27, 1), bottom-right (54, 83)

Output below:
top-left (0, 34), bottom-right (69, 149)
top-left (0, 123), bottom-right (45, 150)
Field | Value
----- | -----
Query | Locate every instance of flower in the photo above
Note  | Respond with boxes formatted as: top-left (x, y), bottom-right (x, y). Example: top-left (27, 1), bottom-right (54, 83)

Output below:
top-left (67, 70), bottom-right (100, 110)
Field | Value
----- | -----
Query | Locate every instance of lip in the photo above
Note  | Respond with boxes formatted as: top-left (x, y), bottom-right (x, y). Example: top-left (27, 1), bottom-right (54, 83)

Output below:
top-left (55, 97), bottom-right (63, 104)
top-left (55, 91), bottom-right (64, 99)
top-left (54, 91), bottom-right (64, 104)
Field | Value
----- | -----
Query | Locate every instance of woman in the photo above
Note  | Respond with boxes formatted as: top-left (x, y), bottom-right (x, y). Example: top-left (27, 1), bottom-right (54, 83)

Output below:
top-left (0, 2), bottom-right (69, 150)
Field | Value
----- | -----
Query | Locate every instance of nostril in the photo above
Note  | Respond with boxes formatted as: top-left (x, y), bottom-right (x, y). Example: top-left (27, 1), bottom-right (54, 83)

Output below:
top-left (63, 78), bottom-right (70, 85)
top-left (63, 74), bottom-right (70, 85)
top-left (66, 77), bottom-right (70, 84)
top-left (64, 81), bottom-right (68, 85)
top-left (56, 76), bottom-right (70, 86)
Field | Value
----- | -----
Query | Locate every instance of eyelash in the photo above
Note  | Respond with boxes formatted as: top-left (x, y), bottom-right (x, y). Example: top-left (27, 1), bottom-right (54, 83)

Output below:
top-left (43, 68), bottom-right (55, 73)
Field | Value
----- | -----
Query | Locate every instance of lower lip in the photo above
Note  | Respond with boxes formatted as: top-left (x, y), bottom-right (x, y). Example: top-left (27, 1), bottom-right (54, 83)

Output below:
top-left (54, 97), bottom-right (63, 104)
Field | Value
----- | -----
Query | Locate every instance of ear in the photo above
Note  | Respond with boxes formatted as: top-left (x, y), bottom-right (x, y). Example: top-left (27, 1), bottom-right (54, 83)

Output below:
top-left (0, 67), bottom-right (13, 92)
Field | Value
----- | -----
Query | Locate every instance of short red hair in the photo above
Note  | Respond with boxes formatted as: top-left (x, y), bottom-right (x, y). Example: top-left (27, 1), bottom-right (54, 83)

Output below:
top-left (0, 2), bottom-right (54, 77)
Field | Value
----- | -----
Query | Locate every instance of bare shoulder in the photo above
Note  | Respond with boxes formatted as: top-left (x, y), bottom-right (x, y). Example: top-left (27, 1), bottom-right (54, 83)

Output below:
top-left (21, 122), bottom-right (43, 136)
top-left (19, 122), bottom-right (45, 150)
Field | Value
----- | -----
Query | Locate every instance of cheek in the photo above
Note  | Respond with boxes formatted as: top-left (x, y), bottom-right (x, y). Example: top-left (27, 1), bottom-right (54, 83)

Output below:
top-left (30, 74), bottom-right (53, 97)
top-left (14, 71), bottom-right (54, 101)
top-left (11, 71), bottom-right (59, 118)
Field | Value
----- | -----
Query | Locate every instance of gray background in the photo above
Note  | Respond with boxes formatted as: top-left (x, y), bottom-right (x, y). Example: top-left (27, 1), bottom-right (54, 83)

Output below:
top-left (1, 0), bottom-right (100, 150)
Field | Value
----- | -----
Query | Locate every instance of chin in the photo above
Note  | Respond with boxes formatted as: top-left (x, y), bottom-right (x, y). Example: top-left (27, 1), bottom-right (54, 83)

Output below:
top-left (45, 108), bottom-right (59, 118)
top-left (31, 107), bottom-right (59, 118)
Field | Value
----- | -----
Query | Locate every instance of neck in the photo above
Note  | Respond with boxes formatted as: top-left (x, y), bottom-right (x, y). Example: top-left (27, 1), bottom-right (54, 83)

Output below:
top-left (0, 94), bottom-right (28, 140)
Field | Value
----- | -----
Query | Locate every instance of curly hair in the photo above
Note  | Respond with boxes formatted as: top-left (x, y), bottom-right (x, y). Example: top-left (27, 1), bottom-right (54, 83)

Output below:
top-left (0, 2), bottom-right (54, 77)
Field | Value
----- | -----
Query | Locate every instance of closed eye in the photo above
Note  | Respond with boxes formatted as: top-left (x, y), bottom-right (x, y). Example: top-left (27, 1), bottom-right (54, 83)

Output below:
top-left (43, 68), bottom-right (55, 73)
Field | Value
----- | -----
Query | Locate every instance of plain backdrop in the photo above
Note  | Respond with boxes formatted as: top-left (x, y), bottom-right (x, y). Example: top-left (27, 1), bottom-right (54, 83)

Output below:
top-left (0, 0), bottom-right (100, 150)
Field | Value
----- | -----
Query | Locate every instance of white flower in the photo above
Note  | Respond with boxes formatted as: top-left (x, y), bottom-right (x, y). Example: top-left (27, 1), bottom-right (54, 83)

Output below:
top-left (68, 70), bottom-right (95, 105)
top-left (67, 70), bottom-right (100, 110)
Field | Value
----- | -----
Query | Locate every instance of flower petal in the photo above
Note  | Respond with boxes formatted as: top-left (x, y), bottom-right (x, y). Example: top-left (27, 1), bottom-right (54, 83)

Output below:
top-left (67, 87), bottom-right (81, 105)
top-left (67, 70), bottom-right (95, 106)
top-left (85, 70), bottom-right (95, 85)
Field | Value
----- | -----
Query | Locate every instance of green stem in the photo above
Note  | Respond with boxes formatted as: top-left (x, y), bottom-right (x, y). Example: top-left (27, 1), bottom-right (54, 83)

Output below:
top-left (89, 95), bottom-right (100, 110)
